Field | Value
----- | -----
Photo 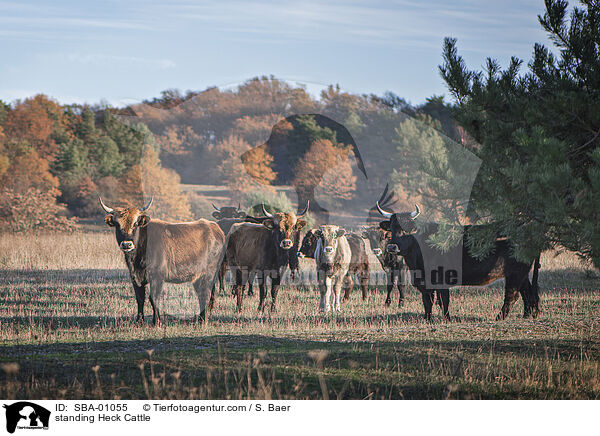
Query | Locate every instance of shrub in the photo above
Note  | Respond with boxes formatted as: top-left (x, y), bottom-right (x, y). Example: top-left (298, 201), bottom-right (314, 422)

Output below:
top-left (0, 188), bottom-right (78, 233)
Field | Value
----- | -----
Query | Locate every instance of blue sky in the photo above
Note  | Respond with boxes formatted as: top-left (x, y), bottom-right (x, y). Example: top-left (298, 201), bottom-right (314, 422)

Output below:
top-left (0, 0), bottom-right (550, 107)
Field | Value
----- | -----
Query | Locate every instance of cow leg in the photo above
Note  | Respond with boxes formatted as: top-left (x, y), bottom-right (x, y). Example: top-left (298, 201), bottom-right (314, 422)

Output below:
top-left (218, 259), bottom-right (227, 295)
top-left (247, 271), bottom-right (255, 297)
top-left (421, 289), bottom-right (435, 322)
top-left (320, 276), bottom-right (332, 312)
top-left (497, 286), bottom-right (519, 320)
top-left (133, 283), bottom-right (146, 324)
top-left (385, 268), bottom-right (394, 306)
top-left (257, 280), bottom-right (267, 312)
top-left (333, 274), bottom-right (344, 312)
top-left (193, 277), bottom-right (212, 324)
top-left (437, 289), bottom-right (450, 320)
top-left (234, 268), bottom-right (244, 312)
top-left (148, 279), bottom-right (164, 326)
top-left (397, 265), bottom-right (406, 308)
top-left (343, 274), bottom-right (353, 301)
top-left (518, 278), bottom-right (540, 319)
top-left (270, 274), bottom-right (281, 312)
top-left (360, 265), bottom-right (369, 300)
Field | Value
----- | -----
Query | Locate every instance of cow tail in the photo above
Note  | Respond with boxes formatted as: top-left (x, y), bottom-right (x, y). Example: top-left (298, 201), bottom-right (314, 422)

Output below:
top-left (531, 254), bottom-right (541, 294)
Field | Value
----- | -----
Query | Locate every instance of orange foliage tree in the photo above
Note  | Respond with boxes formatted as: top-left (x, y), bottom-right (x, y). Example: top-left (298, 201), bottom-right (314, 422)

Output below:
top-left (4, 95), bottom-right (64, 159)
top-left (293, 139), bottom-right (356, 203)
top-left (111, 146), bottom-right (192, 221)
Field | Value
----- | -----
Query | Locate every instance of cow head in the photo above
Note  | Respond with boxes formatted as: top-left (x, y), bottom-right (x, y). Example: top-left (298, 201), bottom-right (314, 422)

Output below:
top-left (376, 201), bottom-right (420, 243)
top-left (299, 229), bottom-right (320, 258)
top-left (315, 225), bottom-right (346, 272)
top-left (212, 203), bottom-right (246, 219)
top-left (100, 197), bottom-right (153, 253)
top-left (375, 201), bottom-right (421, 256)
top-left (261, 202), bottom-right (309, 251)
top-left (362, 227), bottom-right (390, 257)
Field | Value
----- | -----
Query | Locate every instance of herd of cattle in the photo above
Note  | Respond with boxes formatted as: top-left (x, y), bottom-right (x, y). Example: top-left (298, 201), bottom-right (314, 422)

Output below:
top-left (99, 194), bottom-right (541, 326)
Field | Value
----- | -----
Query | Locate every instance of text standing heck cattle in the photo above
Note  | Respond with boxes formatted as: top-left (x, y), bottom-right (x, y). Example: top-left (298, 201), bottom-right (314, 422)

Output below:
top-left (100, 197), bottom-right (225, 325)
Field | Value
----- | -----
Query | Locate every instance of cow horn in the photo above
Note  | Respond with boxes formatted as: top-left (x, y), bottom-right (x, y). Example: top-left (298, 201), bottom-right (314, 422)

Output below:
top-left (410, 204), bottom-right (421, 219)
top-left (376, 201), bottom-right (393, 218)
top-left (297, 200), bottom-right (309, 218)
top-left (237, 202), bottom-right (241, 212)
top-left (212, 203), bottom-right (221, 212)
top-left (261, 203), bottom-right (273, 217)
top-left (140, 197), bottom-right (153, 212)
top-left (99, 197), bottom-right (114, 214)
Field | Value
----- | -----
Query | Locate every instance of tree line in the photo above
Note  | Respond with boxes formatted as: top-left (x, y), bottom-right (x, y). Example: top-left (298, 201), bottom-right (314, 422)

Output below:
top-left (0, 0), bottom-right (598, 268)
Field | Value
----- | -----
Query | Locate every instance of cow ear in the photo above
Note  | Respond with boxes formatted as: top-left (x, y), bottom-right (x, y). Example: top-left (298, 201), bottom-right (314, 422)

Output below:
top-left (263, 219), bottom-right (274, 230)
top-left (137, 214), bottom-right (150, 227)
top-left (104, 215), bottom-right (115, 227)
top-left (379, 221), bottom-right (391, 231)
top-left (336, 229), bottom-right (346, 238)
top-left (212, 211), bottom-right (222, 219)
top-left (315, 229), bottom-right (322, 238)
top-left (296, 219), bottom-right (306, 230)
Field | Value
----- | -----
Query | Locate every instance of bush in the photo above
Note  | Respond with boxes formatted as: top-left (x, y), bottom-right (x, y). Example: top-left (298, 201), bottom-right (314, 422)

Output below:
top-left (187, 191), bottom-right (216, 220)
top-left (0, 188), bottom-right (78, 233)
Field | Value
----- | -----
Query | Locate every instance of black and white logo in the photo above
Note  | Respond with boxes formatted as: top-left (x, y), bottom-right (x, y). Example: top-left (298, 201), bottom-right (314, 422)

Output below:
top-left (3, 402), bottom-right (50, 434)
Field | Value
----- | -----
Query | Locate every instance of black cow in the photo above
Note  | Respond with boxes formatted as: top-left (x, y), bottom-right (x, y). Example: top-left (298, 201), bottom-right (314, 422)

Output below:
top-left (212, 203), bottom-right (246, 220)
top-left (377, 202), bottom-right (541, 321)
top-left (362, 227), bottom-right (406, 306)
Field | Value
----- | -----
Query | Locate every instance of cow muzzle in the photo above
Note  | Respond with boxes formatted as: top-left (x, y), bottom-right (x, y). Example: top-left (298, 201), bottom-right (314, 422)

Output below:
top-left (297, 251), bottom-right (305, 259)
top-left (280, 239), bottom-right (293, 250)
top-left (386, 244), bottom-right (399, 254)
top-left (324, 246), bottom-right (334, 254)
top-left (120, 241), bottom-right (135, 252)
top-left (372, 248), bottom-right (383, 256)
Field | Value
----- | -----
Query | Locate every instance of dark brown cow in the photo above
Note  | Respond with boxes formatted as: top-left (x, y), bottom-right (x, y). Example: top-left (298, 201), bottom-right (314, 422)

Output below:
top-left (299, 230), bottom-right (370, 300)
top-left (100, 197), bottom-right (225, 325)
top-left (362, 227), bottom-right (407, 307)
top-left (223, 203), bottom-right (308, 312)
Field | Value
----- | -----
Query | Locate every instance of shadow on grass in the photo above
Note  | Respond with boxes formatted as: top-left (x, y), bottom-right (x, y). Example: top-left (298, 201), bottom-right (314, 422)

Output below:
top-left (0, 269), bottom-right (128, 285)
top-left (0, 333), bottom-right (597, 400)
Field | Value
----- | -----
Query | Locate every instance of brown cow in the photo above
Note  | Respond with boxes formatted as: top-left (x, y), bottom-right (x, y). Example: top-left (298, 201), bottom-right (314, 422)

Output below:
top-left (223, 203), bottom-right (308, 312)
top-left (100, 197), bottom-right (225, 325)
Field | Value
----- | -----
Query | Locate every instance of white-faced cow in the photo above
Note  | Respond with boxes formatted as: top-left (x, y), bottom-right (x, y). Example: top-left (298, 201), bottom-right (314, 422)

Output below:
top-left (376, 202), bottom-right (541, 321)
top-left (222, 203), bottom-right (308, 312)
top-left (300, 230), bottom-right (370, 300)
top-left (314, 225), bottom-right (351, 312)
top-left (100, 197), bottom-right (225, 325)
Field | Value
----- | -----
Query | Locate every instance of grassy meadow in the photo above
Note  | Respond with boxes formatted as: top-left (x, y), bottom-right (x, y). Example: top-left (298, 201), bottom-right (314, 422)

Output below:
top-left (0, 230), bottom-right (599, 399)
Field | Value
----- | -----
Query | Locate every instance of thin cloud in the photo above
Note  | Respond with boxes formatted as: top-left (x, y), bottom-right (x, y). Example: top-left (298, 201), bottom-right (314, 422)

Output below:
top-left (65, 54), bottom-right (176, 70)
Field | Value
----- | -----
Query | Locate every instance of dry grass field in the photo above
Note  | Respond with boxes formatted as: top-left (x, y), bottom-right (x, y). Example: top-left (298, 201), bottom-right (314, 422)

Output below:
top-left (0, 230), bottom-right (599, 399)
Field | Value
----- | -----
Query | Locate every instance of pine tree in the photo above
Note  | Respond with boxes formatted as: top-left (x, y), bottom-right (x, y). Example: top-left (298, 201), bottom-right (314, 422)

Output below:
top-left (439, 0), bottom-right (600, 264)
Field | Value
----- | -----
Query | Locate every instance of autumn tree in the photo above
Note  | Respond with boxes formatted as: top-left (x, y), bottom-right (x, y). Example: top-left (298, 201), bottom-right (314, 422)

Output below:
top-left (293, 138), bottom-right (355, 204)
top-left (4, 95), bottom-right (63, 159)
top-left (114, 147), bottom-right (192, 221)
